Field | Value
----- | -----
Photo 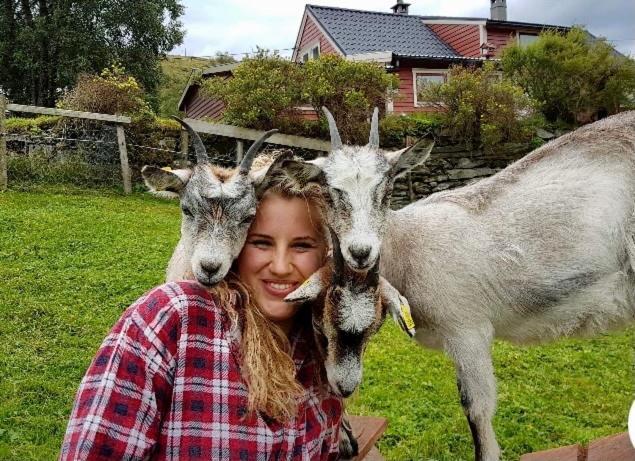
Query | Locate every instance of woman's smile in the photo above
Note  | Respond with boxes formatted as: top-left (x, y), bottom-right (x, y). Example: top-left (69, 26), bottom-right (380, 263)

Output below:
top-left (261, 279), bottom-right (300, 297)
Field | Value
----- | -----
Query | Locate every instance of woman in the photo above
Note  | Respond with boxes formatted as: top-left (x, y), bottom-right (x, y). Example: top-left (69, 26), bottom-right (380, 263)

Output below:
top-left (59, 163), bottom-right (342, 460)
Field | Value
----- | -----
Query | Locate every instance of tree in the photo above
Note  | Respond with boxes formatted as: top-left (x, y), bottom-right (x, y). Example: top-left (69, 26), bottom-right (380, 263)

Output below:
top-left (0, 1), bottom-right (184, 108)
top-left (501, 27), bottom-right (635, 124)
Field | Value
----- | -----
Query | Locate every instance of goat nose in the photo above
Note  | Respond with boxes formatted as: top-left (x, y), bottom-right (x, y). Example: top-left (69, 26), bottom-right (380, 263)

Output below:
top-left (200, 260), bottom-right (221, 277)
top-left (349, 245), bottom-right (371, 265)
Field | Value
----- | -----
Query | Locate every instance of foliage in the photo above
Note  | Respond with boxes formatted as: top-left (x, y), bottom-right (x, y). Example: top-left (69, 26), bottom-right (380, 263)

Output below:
top-left (56, 64), bottom-right (154, 120)
top-left (501, 27), bottom-right (635, 124)
top-left (0, 0), bottom-right (184, 108)
top-left (4, 116), bottom-right (60, 134)
top-left (379, 113), bottom-right (443, 148)
top-left (0, 190), bottom-right (632, 460)
top-left (201, 50), bottom-right (304, 130)
top-left (420, 63), bottom-right (543, 150)
top-left (301, 55), bottom-right (399, 144)
top-left (201, 53), bottom-right (398, 143)
top-left (159, 53), bottom-right (236, 117)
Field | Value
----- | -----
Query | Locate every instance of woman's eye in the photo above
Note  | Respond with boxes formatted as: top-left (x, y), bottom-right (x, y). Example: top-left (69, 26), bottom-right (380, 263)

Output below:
top-left (250, 240), bottom-right (270, 248)
top-left (294, 242), bottom-right (316, 251)
top-left (181, 206), bottom-right (194, 218)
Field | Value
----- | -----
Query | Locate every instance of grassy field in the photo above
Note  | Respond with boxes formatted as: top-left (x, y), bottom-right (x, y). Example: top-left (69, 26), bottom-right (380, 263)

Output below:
top-left (0, 189), bottom-right (632, 461)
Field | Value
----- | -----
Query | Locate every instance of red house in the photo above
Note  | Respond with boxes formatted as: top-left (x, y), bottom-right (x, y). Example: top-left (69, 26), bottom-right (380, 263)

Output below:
top-left (179, 0), bottom-right (569, 119)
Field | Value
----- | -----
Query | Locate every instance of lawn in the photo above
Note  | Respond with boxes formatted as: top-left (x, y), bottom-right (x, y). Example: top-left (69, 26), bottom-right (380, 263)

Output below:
top-left (0, 189), bottom-right (632, 461)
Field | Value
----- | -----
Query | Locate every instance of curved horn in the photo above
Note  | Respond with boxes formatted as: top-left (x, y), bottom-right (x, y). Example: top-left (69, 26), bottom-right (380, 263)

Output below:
top-left (368, 107), bottom-right (379, 149)
top-left (171, 116), bottom-right (209, 164)
top-left (239, 129), bottom-right (278, 175)
top-left (322, 107), bottom-right (342, 151)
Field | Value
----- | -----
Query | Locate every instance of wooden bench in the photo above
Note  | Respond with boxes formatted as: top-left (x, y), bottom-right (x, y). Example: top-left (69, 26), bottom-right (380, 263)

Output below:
top-left (520, 432), bottom-right (635, 461)
top-left (347, 415), bottom-right (388, 461)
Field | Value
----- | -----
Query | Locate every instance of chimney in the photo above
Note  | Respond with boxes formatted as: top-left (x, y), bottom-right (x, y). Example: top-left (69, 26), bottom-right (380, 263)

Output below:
top-left (391, 0), bottom-right (411, 14)
top-left (490, 0), bottom-right (507, 21)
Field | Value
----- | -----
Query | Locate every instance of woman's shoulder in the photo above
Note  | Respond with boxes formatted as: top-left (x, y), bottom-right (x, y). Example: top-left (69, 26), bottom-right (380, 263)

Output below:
top-left (119, 281), bottom-right (228, 342)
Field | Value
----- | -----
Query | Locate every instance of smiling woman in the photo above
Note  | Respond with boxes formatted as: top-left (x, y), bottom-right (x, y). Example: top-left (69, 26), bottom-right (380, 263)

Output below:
top-left (59, 157), bottom-right (342, 460)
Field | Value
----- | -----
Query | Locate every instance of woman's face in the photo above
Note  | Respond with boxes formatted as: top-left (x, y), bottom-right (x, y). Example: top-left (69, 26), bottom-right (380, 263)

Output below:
top-left (237, 192), bottom-right (326, 331)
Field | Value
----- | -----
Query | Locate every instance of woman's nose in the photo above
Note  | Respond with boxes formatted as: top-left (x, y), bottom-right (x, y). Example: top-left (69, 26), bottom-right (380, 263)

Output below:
top-left (269, 248), bottom-right (292, 276)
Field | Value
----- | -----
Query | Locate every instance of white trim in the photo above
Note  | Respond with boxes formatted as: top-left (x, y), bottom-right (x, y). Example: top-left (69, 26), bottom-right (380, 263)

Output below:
top-left (412, 68), bottom-right (449, 107)
top-left (421, 19), bottom-right (486, 26)
top-left (292, 12), bottom-right (309, 62)
top-left (479, 24), bottom-right (487, 54)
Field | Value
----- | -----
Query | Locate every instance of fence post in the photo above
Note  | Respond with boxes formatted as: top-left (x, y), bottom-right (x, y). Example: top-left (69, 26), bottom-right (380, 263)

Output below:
top-left (179, 128), bottom-right (189, 168)
top-left (116, 124), bottom-right (132, 194)
top-left (236, 140), bottom-right (244, 165)
top-left (0, 95), bottom-right (7, 191)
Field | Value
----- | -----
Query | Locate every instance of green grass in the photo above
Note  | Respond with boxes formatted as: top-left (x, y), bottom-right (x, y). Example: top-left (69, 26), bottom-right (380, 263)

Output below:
top-left (0, 189), bottom-right (633, 461)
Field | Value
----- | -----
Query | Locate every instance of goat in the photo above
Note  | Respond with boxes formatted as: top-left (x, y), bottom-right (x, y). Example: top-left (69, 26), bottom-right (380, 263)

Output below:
top-left (285, 230), bottom-right (410, 459)
top-left (273, 108), bottom-right (635, 461)
top-left (142, 118), bottom-right (277, 286)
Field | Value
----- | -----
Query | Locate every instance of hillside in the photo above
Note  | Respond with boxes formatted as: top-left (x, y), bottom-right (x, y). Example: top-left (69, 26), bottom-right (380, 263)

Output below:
top-left (158, 54), bottom-right (234, 117)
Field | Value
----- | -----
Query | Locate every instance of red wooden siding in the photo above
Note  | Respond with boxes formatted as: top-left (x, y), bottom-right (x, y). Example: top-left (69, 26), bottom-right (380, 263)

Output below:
top-left (486, 27), bottom-right (517, 56)
top-left (296, 15), bottom-right (338, 61)
top-left (392, 67), bottom-right (448, 115)
top-left (184, 85), bottom-right (225, 120)
top-left (428, 24), bottom-right (481, 58)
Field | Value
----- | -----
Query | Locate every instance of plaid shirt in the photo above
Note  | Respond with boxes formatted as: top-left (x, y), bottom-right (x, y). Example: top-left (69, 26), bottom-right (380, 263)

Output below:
top-left (60, 281), bottom-right (343, 460)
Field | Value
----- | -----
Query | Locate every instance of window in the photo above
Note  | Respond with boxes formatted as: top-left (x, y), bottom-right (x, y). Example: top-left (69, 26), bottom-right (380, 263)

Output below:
top-left (413, 70), bottom-right (447, 106)
top-left (299, 43), bottom-right (320, 63)
top-left (519, 33), bottom-right (538, 47)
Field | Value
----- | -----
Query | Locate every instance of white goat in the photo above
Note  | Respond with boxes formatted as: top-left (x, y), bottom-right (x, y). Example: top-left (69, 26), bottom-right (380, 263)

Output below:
top-left (274, 108), bottom-right (635, 461)
top-left (142, 117), bottom-right (278, 286)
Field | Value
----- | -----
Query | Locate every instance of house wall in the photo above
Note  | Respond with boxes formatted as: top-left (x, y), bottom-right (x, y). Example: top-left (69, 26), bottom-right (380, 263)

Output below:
top-left (296, 15), bottom-right (338, 61)
top-left (428, 24), bottom-right (481, 57)
top-left (486, 27), bottom-right (517, 56)
top-left (182, 76), bottom-right (232, 120)
top-left (392, 66), bottom-right (449, 115)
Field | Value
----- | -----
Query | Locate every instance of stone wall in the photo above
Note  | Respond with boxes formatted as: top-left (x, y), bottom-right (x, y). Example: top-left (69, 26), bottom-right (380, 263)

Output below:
top-left (391, 144), bottom-right (534, 209)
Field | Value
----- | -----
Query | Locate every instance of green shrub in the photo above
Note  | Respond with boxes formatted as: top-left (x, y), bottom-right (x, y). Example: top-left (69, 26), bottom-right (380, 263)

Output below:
top-left (501, 27), bottom-right (635, 124)
top-left (57, 64), bottom-right (154, 121)
top-left (5, 116), bottom-right (61, 134)
top-left (419, 63), bottom-right (542, 151)
top-left (379, 113), bottom-right (442, 147)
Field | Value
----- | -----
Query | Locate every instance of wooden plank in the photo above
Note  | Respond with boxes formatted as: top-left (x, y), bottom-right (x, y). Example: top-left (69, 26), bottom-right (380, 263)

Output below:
top-left (363, 446), bottom-right (384, 461)
top-left (179, 129), bottom-right (189, 168)
top-left (116, 125), bottom-right (132, 194)
top-left (587, 432), bottom-right (635, 461)
top-left (6, 103), bottom-right (131, 124)
top-left (0, 96), bottom-right (7, 191)
top-left (236, 140), bottom-right (244, 164)
top-left (519, 444), bottom-right (581, 461)
top-left (348, 415), bottom-right (388, 461)
top-left (184, 118), bottom-right (330, 152)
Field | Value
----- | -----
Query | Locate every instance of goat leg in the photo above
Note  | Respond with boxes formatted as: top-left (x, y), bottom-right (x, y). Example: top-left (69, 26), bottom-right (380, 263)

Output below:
top-left (445, 326), bottom-right (500, 461)
top-left (338, 414), bottom-right (359, 460)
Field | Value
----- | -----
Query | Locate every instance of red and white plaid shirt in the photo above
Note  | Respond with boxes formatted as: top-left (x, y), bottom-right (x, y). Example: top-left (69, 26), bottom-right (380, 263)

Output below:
top-left (60, 281), bottom-right (343, 460)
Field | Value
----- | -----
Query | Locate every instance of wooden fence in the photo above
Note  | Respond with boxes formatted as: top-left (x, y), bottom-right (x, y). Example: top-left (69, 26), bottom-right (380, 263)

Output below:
top-left (0, 95), bottom-right (133, 193)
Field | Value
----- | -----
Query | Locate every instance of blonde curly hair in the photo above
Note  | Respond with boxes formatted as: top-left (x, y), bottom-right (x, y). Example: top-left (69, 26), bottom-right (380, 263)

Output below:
top-left (210, 151), bottom-right (327, 422)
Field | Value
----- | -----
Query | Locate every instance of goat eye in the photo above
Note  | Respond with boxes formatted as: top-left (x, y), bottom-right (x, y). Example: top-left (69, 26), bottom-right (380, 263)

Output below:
top-left (181, 206), bottom-right (194, 218)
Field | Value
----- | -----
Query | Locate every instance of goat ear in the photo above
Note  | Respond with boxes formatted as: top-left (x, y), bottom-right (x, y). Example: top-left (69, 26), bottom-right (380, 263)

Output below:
top-left (142, 165), bottom-right (191, 196)
top-left (284, 268), bottom-right (327, 303)
top-left (380, 277), bottom-right (415, 337)
top-left (385, 138), bottom-right (434, 178)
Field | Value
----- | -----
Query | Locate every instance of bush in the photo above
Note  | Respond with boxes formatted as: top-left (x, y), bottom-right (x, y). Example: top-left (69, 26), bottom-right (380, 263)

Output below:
top-left (201, 50), bottom-right (304, 130)
top-left (419, 63), bottom-right (542, 151)
top-left (379, 113), bottom-right (442, 148)
top-left (5, 116), bottom-right (61, 134)
top-left (501, 27), bottom-right (635, 124)
top-left (301, 55), bottom-right (399, 144)
top-left (57, 64), bottom-right (154, 121)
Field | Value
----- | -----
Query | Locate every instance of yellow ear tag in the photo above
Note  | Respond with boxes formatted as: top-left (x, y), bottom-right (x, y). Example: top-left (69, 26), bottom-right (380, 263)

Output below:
top-left (399, 303), bottom-right (416, 338)
top-left (161, 166), bottom-right (173, 172)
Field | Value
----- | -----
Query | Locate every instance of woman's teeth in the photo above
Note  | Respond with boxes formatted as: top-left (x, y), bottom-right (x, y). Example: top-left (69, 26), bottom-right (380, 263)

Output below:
top-left (269, 282), bottom-right (294, 290)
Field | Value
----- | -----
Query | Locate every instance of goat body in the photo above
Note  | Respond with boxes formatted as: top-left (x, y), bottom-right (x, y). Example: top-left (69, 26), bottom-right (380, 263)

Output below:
top-left (379, 111), bottom-right (635, 459)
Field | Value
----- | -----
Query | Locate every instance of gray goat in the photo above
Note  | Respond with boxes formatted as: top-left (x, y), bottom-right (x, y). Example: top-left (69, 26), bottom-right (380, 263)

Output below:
top-left (142, 118), bottom-right (277, 286)
top-left (273, 108), bottom-right (635, 461)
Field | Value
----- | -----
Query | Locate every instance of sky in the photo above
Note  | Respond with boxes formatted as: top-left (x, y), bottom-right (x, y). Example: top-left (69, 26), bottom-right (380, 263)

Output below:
top-left (170, 0), bottom-right (635, 59)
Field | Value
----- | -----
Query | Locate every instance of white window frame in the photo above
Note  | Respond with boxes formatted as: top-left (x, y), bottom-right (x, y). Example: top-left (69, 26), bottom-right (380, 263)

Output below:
top-left (412, 68), bottom-right (449, 107)
top-left (298, 41), bottom-right (320, 63)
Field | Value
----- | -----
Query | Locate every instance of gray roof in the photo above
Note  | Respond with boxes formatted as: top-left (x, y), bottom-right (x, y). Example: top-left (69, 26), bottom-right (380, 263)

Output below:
top-left (307, 5), bottom-right (461, 59)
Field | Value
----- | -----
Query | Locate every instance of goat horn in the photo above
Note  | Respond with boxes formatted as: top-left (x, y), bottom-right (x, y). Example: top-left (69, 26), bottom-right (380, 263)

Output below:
top-left (322, 107), bottom-right (343, 152)
top-left (368, 107), bottom-right (379, 149)
top-left (171, 116), bottom-right (209, 164)
top-left (239, 129), bottom-right (278, 175)
top-left (329, 228), bottom-right (345, 273)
